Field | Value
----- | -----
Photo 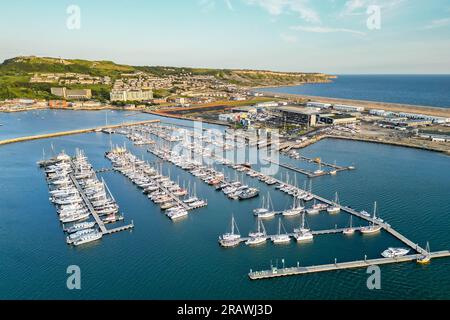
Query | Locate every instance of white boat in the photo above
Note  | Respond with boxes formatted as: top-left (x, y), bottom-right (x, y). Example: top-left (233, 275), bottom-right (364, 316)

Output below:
top-left (283, 197), bottom-right (304, 217)
top-left (295, 232), bottom-right (313, 242)
top-left (65, 221), bottom-right (96, 233)
top-left (314, 163), bottom-right (324, 175)
top-left (66, 228), bottom-right (96, 244)
top-left (343, 216), bottom-right (355, 235)
top-left (381, 247), bottom-right (410, 258)
top-left (256, 193), bottom-right (276, 219)
top-left (327, 192), bottom-right (341, 214)
top-left (294, 213), bottom-right (313, 242)
top-left (60, 212), bottom-right (90, 223)
top-left (306, 200), bottom-right (320, 214)
top-left (271, 218), bottom-right (291, 244)
top-left (361, 202), bottom-right (382, 235)
top-left (219, 215), bottom-right (241, 247)
top-left (73, 232), bottom-right (103, 246)
top-left (246, 218), bottom-right (267, 246)
top-left (360, 210), bottom-right (371, 217)
top-left (169, 210), bottom-right (189, 220)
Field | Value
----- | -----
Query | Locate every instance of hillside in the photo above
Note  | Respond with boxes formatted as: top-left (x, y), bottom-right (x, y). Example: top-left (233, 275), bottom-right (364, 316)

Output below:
top-left (0, 56), bottom-right (333, 100)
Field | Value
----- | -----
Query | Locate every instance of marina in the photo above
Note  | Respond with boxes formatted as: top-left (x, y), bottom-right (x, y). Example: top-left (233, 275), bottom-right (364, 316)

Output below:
top-left (1, 110), bottom-right (450, 299)
top-left (39, 149), bottom-right (134, 245)
top-left (105, 147), bottom-right (207, 221)
top-left (118, 121), bottom-right (435, 268)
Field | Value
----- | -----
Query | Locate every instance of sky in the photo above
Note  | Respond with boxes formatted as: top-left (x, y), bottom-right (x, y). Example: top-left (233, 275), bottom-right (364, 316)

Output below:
top-left (1, 0), bottom-right (450, 74)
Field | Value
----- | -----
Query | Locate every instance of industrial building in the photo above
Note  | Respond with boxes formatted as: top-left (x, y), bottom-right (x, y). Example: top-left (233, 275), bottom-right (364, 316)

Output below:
top-left (306, 102), bottom-right (332, 109)
top-left (277, 106), bottom-right (319, 127)
top-left (318, 113), bottom-right (358, 125)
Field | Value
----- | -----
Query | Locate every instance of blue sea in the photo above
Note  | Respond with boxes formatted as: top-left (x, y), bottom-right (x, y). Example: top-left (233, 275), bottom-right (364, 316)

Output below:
top-left (1, 110), bottom-right (450, 299)
top-left (256, 75), bottom-right (450, 109)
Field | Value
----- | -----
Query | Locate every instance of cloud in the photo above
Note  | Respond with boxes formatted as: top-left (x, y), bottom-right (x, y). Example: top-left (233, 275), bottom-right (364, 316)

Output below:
top-left (198, 0), bottom-right (216, 12)
top-left (244, 0), bottom-right (321, 24)
top-left (340, 0), bottom-right (405, 16)
top-left (224, 0), bottom-right (234, 10)
top-left (423, 17), bottom-right (450, 30)
top-left (341, 0), bottom-right (366, 16)
top-left (280, 33), bottom-right (298, 43)
top-left (198, 0), bottom-right (234, 12)
top-left (291, 25), bottom-right (366, 36)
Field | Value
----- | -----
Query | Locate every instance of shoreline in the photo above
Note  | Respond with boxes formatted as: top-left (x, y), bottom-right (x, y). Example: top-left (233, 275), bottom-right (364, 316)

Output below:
top-left (1, 107), bottom-right (447, 155)
top-left (292, 134), bottom-right (450, 156)
top-left (255, 90), bottom-right (450, 118)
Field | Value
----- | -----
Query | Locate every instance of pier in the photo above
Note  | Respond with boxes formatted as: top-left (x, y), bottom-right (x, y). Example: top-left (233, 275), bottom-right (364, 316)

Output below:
top-left (68, 170), bottom-right (107, 234)
top-left (264, 158), bottom-right (353, 178)
top-left (242, 166), bottom-right (429, 257)
top-left (68, 161), bottom-right (134, 236)
top-left (156, 181), bottom-right (191, 211)
top-left (248, 251), bottom-right (450, 280)
top-left (0, 119), bottom-right (161, 146)
top-left (234, 227), bottom-right (366, 246)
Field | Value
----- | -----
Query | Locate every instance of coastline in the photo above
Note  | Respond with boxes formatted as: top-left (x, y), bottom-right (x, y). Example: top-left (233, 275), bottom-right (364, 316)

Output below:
top-left (292, 134), bottom-right (450, 156)
top-left (255, 90), bottom-right (450, 118)
top-left (1, 106), bottom-right (447, 155)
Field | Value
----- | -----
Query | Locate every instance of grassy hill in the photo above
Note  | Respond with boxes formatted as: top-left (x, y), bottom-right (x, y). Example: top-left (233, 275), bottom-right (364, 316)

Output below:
top-left (0, 56), bottom-right (333, 100)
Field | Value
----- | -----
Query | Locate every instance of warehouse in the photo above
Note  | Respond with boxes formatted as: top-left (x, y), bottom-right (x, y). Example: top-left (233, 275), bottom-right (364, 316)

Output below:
top-left (318, 113), bottom-right (358, 125)
top-left (277, 106), bottom-right (319, 127)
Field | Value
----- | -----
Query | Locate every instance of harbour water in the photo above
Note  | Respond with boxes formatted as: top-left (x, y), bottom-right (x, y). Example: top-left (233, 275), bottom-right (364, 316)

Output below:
top-left (1, 110), bottom-right (450, 299)
top-left (256, 75), bottom-right (450, 108)
top-left (0, 109), bottom-right (157, 140)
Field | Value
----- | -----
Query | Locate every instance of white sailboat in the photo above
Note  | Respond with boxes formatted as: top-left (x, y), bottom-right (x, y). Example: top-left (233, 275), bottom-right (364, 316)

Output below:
top-left (283, 196), bottom-right (304, 217)
top-left (343, 215), bottom-right (355, 235)
top-left (271, 218), bottom-right (291, 244)
top-left (246, 218), bottom-right (267, 246)
top-left (327, 192), bottom-right (341, 214)
top-left (417, 242), bottom-right (431, 264)
top-left (253, 195), bottom-right (268, 215)
top-left (294, 213), bottom-right (313, 242)
top-left (306, 199), bottom-right (320, 214)
top-left (255, 193), bottom-right (276, 219)
top-left (360, 202), bottom-right (382, 234)
top-left (219, 214), bottom-right (241, 247)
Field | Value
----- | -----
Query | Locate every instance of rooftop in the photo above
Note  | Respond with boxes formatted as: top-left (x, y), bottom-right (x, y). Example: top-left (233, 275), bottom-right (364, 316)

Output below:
top-left (277, 106), bottom-right (319, 115)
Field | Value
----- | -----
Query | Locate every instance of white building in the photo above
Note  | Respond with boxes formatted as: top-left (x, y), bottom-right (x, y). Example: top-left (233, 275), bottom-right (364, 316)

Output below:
top-left (255, 101), bottom-right (284, 108)
top-left (307, 102), bottom-right (332, 109)
top-left (110, 89), bottom-right (153, 102)
top-left (333, 104), bottom-right (365, 112)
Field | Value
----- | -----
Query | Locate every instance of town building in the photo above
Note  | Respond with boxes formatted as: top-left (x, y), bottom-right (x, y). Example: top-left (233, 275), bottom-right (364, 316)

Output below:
top-left (306, 102), bottom-right (332, 109)
top-left (110, 89), bottom-right (153, 102)
top-left (50, 87), bottom-right (92, 100)
top-left (333, 104), bottom-right (365, 112)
